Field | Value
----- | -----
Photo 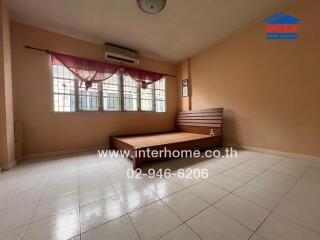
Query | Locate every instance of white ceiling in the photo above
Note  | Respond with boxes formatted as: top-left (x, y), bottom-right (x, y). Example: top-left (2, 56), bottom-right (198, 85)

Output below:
top-left (6, 0), bottom-right (298, 63)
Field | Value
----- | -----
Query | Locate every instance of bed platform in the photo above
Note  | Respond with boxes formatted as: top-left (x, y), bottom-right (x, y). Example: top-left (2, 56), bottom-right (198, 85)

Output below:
top-left (110, 108), bottom-right (223, 169)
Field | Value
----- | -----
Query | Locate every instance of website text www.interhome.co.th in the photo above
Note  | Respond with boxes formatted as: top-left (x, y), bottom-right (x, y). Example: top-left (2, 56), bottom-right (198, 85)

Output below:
top-left (97, 147), bottom-right (238, 159)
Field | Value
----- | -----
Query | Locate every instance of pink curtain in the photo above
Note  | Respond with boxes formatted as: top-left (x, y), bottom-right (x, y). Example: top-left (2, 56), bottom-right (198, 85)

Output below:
top-left (52, 52), bottom-right (120, 89)
top-left (52, 52), bottom-right (165, 89)
top-left (124, 67), bottom-right (165, 88)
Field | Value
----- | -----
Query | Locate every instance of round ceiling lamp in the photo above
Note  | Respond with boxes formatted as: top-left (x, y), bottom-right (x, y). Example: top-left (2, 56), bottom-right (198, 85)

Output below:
top-left (137, 0), bottom-right (166, 14)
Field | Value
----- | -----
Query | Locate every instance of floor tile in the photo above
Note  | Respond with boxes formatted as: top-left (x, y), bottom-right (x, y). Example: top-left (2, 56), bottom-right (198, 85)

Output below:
top-left (171, 175), bottom-right (203, 188)
top-left (248, 176), bottom-right (293, 197)
top-left (129, 201), bottom-right (182, 240)
top-left (0, 203), bottom-right (36, 233)
top-left (234, 184), bottom-right (282, 210)
top-left (111, 177), bottom-right (148, 192)
top-left (275, 197), bottom-right (320, 234)
top-left (257, 213), bottom-right (320, 240)
top-left (249, 234), bottom-right (266, 240)
top-left (159, 224), bottom-right (201, 240)
top-left (187, 206), bottom-right (252, 240)
top-left (312, 160), bottom-right (320, 169)
top-left (207, 174), bottom-right (244, 192)
top-left (117, 186), bottom-right (159, 212)
top-left (68, 236), bottom-right (81, 240)
top-left (79, 172), bottom-right (110, 191)
top-left (163, 190), bottom-right (209, 221)
top-left (0, 187), bottom-right (42, 211)
top-left (80, 195), bottom-right (126, 233)
top-left (301, 167), bottom-right (320, 184)
top-left (81, 215), bottom-right (140, 240)
top-left (148, 179), bottom-right (183, 199)
top-left (41, 180), bottom-right (78, 200)
top-left (271, 162), bottom-right (308, 178)
top-left (284, 180), bottom-right (320, 207)
top-left (235, 163), bottom-right (268, 175)
top-left (187, 181), bottom-right (229, 204)
top-left (79, 185), bottom-right (115, 206)
top-left (259, 170), bottom-right (298, 185)
top-left (214, 194), bottom-right (269, 231)
top-left (0, 226), bottom-right (26, 240)
top-left (0, 176), bottom-right (47, 193)
top-left (280, 157), bottom-right (314, 167)
top-left (32, 192), bottom-right (79, 222)
top-left (2, 151), bottom-right (320, 240)
top-left (206, 162), bottom-right (233, 174)
top-left (223, 169), bottom-right (257, 182)
top-left (23, 209), bottom-right (79, 240)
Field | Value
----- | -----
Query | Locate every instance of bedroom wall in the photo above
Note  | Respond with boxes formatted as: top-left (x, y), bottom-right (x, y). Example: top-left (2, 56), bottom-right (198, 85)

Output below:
top-left (179, 0), bottom-right (320, 157)
top-left (177, 60), bottom-right (190, 111)
top-left (10, 22), bottom-right (178, 158)
top-left (0, 0), bottom-right (15, 169)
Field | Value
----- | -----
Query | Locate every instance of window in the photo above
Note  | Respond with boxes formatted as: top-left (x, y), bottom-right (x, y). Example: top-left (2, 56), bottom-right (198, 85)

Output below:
top-left (123, 75), bottom-right (138, 111)
top-left (53, 64), bottom-right (76, 112)
top-left (103, 74), bottom-right (121, 111)
top-left (140, 83), bottom-right (153, 111)
top-left (52, 63), bottom-right (166, 112)
top-left (155, 79), bottom-right (166, 112)
top-left (79, 82), bottom-right (99, 111)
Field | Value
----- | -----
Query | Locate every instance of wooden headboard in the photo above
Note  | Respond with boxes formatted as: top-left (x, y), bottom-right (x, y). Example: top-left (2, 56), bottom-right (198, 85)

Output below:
top-left (176, 108), bottom-right (223, 135)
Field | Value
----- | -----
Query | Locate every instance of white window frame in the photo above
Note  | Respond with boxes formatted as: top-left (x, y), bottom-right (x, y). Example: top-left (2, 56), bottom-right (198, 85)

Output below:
top-left (51, 64), bottom-right (166, 113)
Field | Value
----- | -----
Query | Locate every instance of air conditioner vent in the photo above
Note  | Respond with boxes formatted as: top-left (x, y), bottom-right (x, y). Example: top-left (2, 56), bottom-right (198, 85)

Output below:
top-left (104, 43), bottom-right (140, 65)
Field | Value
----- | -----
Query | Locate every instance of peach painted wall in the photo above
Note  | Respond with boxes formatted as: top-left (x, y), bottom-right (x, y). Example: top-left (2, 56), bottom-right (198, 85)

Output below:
top-left (10, 22), bottom-right (178, 157)
top-left (0, 0), bottom-right (15, 169)
top-left (177, 60), bottom-right (190, 111)
top-left (181, 0), bottom-right (320, 156)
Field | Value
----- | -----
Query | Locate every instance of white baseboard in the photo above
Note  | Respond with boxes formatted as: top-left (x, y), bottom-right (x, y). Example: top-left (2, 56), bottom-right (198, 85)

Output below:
top-left (22, 145), bottom-right (106, 161)
top-left (224, 143), bottom-right (320, 162)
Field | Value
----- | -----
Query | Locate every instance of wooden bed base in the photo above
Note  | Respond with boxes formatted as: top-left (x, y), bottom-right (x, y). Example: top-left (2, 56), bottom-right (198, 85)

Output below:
top-left (110, 108), bottom-right (223, 169)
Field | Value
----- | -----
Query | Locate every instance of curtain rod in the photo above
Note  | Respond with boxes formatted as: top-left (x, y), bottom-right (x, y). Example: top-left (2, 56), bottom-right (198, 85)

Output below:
top-left (24, 45), bottom-right (176, 78)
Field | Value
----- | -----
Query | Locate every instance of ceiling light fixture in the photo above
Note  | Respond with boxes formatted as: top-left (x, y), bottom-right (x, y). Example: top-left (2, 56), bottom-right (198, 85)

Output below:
top-left (137, 0), bottom-right (166, 14)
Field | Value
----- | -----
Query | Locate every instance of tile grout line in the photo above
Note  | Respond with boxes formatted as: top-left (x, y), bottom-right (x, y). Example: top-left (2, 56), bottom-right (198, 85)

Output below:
top-left (19, 167), bottom-right (52, 240)
top-left (88, 153), bottom-right (247, 240)
top-left (124, 153), bottom-right (270, 239)
top-left (249, 160), bottom-right (318, 240)
top-left (76, 154), bottom-right (81, 240)
top-left (207, 156), bottom-right (295, 236)
top-left (13, 151), bottom-right (315, 240)
top-left (96, 155), bottom-right (143, 240)
top-left (0, 151), bottom-right (267, 238)
top-left (156, 198), bottom-right (205, 240)
top-left (151, 154), bottom-right (263, 240)
top-left (177, 156), bottom-right (288, 236)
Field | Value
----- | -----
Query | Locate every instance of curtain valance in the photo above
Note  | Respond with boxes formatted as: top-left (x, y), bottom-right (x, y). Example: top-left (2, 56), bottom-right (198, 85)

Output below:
top-left (52, 52), bottom-right (166, 89)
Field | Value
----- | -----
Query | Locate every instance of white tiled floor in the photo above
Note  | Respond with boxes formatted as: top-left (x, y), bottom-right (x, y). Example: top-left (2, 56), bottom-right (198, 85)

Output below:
top-left (0, 149), bottom-right (319, 240)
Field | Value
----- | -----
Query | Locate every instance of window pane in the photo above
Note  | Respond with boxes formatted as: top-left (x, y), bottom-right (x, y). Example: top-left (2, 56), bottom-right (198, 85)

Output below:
top-left (155, 78), bottom-right (165, 90)
top-left (155, 79), bottom-right (166, 112)
top-left (156, 100), bottom-right (165, 113)
top-left (54, 94), bottom-right (75, 112)
top-left (103, 74), bottom-right (120, 111)
top-left (141, 84), bottom-right (153, 111)
top-left (52, 64), bottom-right (76, 112)
top-left (78, 82), bottom-right (99, 111)
top-left (123, 75), bottom-right (138, 111)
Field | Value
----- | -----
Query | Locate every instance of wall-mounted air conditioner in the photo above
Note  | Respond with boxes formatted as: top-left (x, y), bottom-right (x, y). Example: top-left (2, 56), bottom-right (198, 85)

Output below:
top-left (104, 43), bottom-right (140, 65)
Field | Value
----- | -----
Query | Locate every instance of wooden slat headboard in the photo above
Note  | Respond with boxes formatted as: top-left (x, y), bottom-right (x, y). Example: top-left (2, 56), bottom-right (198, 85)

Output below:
top-left (176, 108), bottom-right (223, 135)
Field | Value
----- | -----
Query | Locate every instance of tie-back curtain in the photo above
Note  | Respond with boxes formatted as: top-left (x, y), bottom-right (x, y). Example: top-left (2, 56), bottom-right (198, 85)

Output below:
top-left (124, 67), bottom-right (165, 89)
top-left (51, 52), bottom-right (165, 89)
